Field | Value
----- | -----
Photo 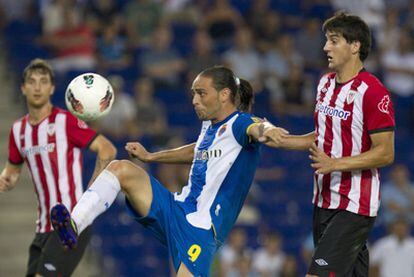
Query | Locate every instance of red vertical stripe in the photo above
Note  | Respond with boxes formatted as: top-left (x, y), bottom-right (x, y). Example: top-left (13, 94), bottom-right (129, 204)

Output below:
top-left (20, 117), bottom-right (44, 233)
top-left (47, 111), bottom-right (61, 204)
top-left (338, 80), bottom-right (360, 209)
top-left (314, 76), bottom-right (333, 205)
top-left (321, 82), bottom-right (340, 208)
top-left (66, 116), bottom-right (77, 211)
top-left (358, 90), bottom-right (373, 216)
top-left (32, 125), bottom-right (52, 232)
top-left (358, 170), bottom-right (372, 215)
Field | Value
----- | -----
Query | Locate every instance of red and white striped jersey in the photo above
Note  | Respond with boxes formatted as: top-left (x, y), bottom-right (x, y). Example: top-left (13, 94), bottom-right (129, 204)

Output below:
top-left (8, 107), bottom-right (97, 233)
top-left (313, 71), bottom-right (395, 217)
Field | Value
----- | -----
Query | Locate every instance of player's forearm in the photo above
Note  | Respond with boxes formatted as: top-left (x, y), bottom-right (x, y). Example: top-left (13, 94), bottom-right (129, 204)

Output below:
top-left (147, 143), bottom-right (195, 164)
top-left (88, 143), bottom-right (117, 185)
top-left (332, 145), bottom-right (394, 172)
top-left (281, 132), bottom-right (315, 151)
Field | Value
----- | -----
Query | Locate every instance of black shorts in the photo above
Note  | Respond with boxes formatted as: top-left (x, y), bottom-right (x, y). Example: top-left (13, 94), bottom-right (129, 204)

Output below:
top-left (26, 226), bottom-right (91, 277)
top-left (308, 206), bottom-right (375, 277)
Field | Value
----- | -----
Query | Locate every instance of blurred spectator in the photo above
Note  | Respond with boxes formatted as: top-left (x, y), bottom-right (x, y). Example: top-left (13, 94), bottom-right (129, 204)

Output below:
top-left (263, 34), bottom-right (304, 99)
top-left (41, 0), bottom-right (81, 34)
top-left (227, 255), bottom-right (255, 277)
top-left (222, 27), bottom-right (262, 92)
top-left (296, 18), bottom-right (325, 71)
top-left (246, 0), bottom-right (269, 28)
top-left (252, 11), bottom-right (282, 54)
top-left (186, 29), bottom-right (220, 83)
top-left (162, 0), bottom-right (202, 25)
top-left (370, 218), bottom-right (414, 277)
top-left (97, 22), bottom-right (132, 71)
top-left (301, 232), bottom-right (314, 267)
top-left (0, 0), bottom-right (33, 23)
top-left (123, 0), bottom-right (162, 47)
top-left (402, 1), bottom-right (414, 33)
top-left (85, 0), bottom-right (122, 35)
top-left (330, 0), bottom-right (385, 35)
top-left (270, 64), bottom-right (314, 117)
top-left (219, 227), bottom-right (252, 277)
top-left (376, 9), bottom-right (402, 53)
top-left (252, 232), bottom-right (286, 277)
top-left (381, 30), bottom-right (414, 98)
top-left (381, 164), bottom-right (414, 225)
top-left (39, 9), bottom-right (96, 74)
top-left (96, 75), bottom-right (136, 139)
top-left (129, 77), bottom-right (169, 145)
top-left (280, 255), bottom-right (299, 277)
top-left (202, 0), bottom-right (243, 44)
top-left (246, 0), bottom-right (274, 52)
top-left (140, 25), bottom-right (186, 89)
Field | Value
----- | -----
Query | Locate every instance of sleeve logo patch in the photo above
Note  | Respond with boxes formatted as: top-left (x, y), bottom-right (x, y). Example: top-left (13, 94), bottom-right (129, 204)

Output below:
top-left (378, 95), bottom-right (390, 114)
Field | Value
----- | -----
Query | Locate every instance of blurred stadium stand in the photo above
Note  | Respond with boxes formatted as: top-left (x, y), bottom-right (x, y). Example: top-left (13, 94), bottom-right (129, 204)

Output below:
top-left (1, 0), bottom-right (413, 276)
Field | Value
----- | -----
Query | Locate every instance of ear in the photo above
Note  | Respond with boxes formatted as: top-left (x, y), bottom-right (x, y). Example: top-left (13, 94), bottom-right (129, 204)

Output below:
top-left (219, 88), bottom-right (231, 103)
top-left (50, 85), bottom-right (55, 95)
top-left (351, 41), bottom-right (361, 56)
top-left (21, 84), bottom-right (26, 96)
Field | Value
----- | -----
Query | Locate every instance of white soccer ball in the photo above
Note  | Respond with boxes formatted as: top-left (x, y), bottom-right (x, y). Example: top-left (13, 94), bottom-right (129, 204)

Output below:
top-left (65, 73), bottom-right (115, 122)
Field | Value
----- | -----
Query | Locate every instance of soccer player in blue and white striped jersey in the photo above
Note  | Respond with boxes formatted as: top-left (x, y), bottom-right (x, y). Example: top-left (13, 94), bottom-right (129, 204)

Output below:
top-left (51, 66), bottom-right (287, 276)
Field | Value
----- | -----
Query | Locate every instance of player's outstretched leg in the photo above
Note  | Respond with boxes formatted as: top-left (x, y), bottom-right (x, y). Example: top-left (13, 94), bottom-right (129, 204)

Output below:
top-left (51, 203), bottom-right (79, 249)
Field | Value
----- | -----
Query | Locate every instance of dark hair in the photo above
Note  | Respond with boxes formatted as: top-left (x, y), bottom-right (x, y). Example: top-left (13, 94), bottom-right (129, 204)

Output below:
top-left (322, 11), bottom-right (371, 61)
top-left (22, 58), bottom-right (55, 84)
top-left (199, 66), bottom-right (254, 112)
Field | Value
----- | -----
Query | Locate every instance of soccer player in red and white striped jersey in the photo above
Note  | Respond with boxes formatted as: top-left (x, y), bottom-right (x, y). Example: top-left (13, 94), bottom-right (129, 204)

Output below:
top-left (265, 12), bottom-right (395, 277)
top-left (0, 59), bottom-right (116, 276)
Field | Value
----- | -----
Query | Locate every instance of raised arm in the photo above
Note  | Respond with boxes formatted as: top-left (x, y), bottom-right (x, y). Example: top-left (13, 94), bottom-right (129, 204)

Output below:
top-left (125, 142), bottom-right (195, 164)
top-left (280, 132), bottom-right (315, 151)
top-left (88, 134), bottom-right (117, 185)
top-left (0, 162), bottom-right (22, 193)
top-left (247, 121), bottom-right (314, 150)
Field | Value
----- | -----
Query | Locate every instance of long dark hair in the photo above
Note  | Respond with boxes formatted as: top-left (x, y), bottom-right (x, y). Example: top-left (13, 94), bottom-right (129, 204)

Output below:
top-left (322, 11), bottom-right (371, 61)
top-left (200, 66), bottom-right (254, 112)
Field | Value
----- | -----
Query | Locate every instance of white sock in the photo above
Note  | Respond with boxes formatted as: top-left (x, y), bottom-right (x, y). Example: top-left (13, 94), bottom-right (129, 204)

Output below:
top-left (71, 169), bottom-right (121, 234)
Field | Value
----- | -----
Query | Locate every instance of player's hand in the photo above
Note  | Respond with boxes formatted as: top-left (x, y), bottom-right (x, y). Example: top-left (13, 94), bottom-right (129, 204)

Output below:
top-left (125, 142), bottom-right (152, 163)
top-left (258, 122), bottom-right (289, 147)
top-left (0, 175), bottom-right (13, 193)
top-left (309, 143), bottom-right (336, 174)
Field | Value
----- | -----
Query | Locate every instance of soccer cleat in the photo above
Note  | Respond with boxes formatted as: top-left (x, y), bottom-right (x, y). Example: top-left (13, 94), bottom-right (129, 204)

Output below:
top-left (50, 204), bottom-right (78, 249)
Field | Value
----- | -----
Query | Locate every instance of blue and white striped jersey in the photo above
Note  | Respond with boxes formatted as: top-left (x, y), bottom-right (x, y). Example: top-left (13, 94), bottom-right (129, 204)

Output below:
top-left (174, 111), bottom-right (260, 243)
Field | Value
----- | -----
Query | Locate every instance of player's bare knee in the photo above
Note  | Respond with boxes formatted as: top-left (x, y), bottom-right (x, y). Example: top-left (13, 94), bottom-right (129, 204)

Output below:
top-left (107, 160), bottom-right (147, 191)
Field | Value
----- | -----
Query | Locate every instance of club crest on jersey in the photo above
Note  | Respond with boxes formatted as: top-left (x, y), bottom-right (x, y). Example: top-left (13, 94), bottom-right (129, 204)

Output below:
top-left (378, 95), bottom-right (390, 114)
top-left (346, 90), bottom-right (357, 104)
top-left (218, 124), bottom-right (227, 136)
top-left (47, 123), bottom-right (55, 136)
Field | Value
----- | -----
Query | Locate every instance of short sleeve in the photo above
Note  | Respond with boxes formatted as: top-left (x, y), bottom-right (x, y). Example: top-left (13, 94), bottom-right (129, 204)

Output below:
top-left (8, 127), bottom-right (23, 165)
top-left (66, 113), bottom-right (98, 148)
top-left (232, 113), bottom-right (259, 147)
top-left (362, 85), bottom-right (395, 134)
